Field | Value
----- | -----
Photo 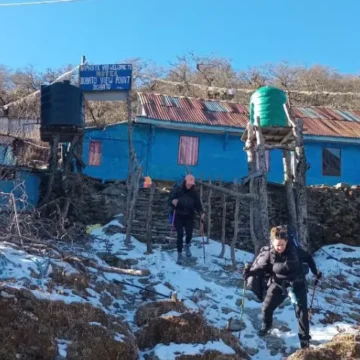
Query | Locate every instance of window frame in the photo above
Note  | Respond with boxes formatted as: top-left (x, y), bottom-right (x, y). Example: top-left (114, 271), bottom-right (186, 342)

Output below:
top-left (177, 135), bottom-right (199, 166)
top-left (88, 140), bottom-right (102, 167)
top-left (322, 147), bottom-right (341, 177)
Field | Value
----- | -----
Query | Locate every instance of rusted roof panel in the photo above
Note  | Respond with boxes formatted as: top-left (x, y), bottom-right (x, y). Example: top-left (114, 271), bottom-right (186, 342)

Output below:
top-left (137, 93), bottom-right (360, 139)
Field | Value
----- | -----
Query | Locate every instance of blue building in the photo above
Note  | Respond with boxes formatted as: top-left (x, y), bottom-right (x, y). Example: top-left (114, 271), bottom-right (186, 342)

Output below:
top-left (82, 93), bottom-right (360, 185)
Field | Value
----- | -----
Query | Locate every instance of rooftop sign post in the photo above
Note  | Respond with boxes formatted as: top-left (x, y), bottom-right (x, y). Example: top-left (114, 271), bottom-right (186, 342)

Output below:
top-left (79, 63), bottom-right (133, 101)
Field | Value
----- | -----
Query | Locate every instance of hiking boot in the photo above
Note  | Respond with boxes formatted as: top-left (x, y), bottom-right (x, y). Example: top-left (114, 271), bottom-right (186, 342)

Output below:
top-left (258, 323), bottom-right (272, 337)
top-left (176, 252), bottom-right (183, 265)
top-left (185, 244), bottom-right (192, 258)
top-left (300, 340), bottom-right (310, 349)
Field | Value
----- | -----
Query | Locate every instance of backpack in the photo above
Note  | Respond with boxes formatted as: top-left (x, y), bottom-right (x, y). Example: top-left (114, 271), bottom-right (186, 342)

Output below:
top-left (286, 226), bottom-right (310, 275)
top-left (168, 176), bottom-right (185, 223)
top-left (246, 246), bottom-right (270, 302)
top-left (246, 228), bottom-right (310, 302)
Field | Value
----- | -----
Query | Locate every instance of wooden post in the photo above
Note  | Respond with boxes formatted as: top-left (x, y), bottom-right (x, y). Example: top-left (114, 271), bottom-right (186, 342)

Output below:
top-left (219, 182), bottom-right (227, 259)
top-left (125, 166), bottom-right (142, 246)
top-left (245, 123), bottom-right (260, 253)
top-left (293, 118), bottom-right (309, 249)
top-left (282, 150), bottom-right (298, 236)
top-left (145, 182), bottom-right (156, 254)
top-left (126, 91), bottom-right (135, 187)
top-left (42, 134), bottom-right (60, 205)
top-left (231, 179), bottom-right (239, 270)
top-left (199, 175), bottom-right (203, 235)
top-left (254, 116), bottom-right (270, 250)
top-left (206, 178), bottom-right (212, 243)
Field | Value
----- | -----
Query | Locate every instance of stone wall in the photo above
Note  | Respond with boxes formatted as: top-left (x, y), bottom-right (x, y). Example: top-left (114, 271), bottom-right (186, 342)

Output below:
top-left (69, 178), bottom-right (360, 252)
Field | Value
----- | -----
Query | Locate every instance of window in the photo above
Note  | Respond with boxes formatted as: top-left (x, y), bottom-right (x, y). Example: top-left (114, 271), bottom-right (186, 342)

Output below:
top-left (322, 148), bottom-right (341, 176)
top-left (88, 140), bottom-right (102, 166)
top-left (178, 136), bottom-right (199, 166)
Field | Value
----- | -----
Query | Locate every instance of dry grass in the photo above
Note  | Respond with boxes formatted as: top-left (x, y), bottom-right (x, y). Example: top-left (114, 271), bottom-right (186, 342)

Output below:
top-left (135, 300), bottom-right (187, 326)
top-left (48, 267), bottom-right (90, 293)
top-left (0, 290), bottom-right (138, 360)
top-left (136, 309), bottom-right (249, 359)
top-left (320, 311), bottom-right (344, 325)
top-left (287, 333), bottom-right (360, 360)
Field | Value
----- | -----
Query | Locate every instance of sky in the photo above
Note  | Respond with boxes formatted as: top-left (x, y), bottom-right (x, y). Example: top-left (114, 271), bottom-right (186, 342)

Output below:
top-left (1, 0), bottom-right (360, 74)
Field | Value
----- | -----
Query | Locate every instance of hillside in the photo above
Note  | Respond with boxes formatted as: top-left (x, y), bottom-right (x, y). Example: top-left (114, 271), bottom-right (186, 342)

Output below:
top-left (0, 215), bottom-right (359, 359)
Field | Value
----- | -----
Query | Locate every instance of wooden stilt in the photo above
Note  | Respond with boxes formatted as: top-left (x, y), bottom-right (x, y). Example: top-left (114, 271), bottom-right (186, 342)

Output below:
top-left (42, 134), bottom-right (60, 205)
top-left (282, 150), bottom-right (298, 236)
top-left (254, 116), bottom-right (270, 250)
top-left (293, 118), bottom-right (309, 249)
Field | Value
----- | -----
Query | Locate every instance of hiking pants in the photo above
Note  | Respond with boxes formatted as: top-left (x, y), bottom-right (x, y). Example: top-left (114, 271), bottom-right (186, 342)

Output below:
top-left (262, 281), bottom-right (310, 341)
top-left (174, 214), bottom-right (193, 253)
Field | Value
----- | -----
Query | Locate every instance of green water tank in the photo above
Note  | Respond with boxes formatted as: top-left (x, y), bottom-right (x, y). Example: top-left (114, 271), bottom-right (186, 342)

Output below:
top-left (250, 86), bottom-right (288, 127)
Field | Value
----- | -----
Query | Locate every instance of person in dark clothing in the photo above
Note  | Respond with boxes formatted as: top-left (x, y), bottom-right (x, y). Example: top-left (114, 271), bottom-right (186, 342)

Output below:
top-left (244, 226), bottom-right (322, 349)
top-left (169, 174), bottom-right (205, 265)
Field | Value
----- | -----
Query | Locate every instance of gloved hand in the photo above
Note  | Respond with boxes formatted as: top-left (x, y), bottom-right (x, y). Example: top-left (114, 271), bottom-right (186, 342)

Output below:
top-left (314, 271), bottom-right (322, 285)
top-left (243, 264), bottom-right (251, 281)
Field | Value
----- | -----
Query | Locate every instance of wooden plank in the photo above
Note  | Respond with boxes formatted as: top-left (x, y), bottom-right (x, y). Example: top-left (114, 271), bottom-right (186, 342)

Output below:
top-left (197, 180), bottom-right (257, 200)
top-left (264, 144), bottom-right (296, 151)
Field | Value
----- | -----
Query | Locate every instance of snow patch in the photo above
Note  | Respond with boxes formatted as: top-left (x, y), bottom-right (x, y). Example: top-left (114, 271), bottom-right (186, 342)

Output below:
top-left (150, 340), bottom-right (235, 359)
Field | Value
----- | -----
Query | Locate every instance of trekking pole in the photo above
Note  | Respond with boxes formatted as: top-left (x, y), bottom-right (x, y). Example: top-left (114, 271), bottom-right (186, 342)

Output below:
top-left (308, 280), bottom-right (318, 321)
top-left (201, 220), bottom-right (206, 263)
top-left (170, 210), bottom-right (176, 239)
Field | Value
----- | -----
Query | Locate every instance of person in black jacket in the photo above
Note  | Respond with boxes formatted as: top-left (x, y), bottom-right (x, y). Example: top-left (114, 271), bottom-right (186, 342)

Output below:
top-left (169, 174), bottom-right (205, 265)
top-left (244, 225), bottom-right (322, 349)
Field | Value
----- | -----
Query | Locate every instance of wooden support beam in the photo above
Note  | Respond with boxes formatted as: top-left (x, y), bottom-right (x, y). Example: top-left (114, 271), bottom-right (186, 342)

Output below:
top-left (283, 150), bottom-right (298, 236)
top-left (283, 103), bottom-right (296, 128)
top-left (254, 116), bottom-right (270, 248)
top-left (197, 180), bottom-right (257, 200)
top-left (125, 166), bottom-right (143, 246)
top-left (293, 118), bottom-right (309, 249)
top-left (280, 130), bottom-right (295, 145)
top-left (263, 144), bottom-right (296, 151)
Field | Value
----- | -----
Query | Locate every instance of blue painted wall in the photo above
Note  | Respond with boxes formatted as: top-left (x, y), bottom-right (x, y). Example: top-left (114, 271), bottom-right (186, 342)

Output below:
top-left (82, 122), bottom-right (360, 185)
top-left (0, 170), bottom-right (41, 210)
top-left (0, 145), bottom-right (16, 165)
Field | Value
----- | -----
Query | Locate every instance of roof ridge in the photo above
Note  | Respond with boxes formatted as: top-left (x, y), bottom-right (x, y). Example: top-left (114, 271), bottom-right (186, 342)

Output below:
top-left (137, 92), bottom-right (360, 111)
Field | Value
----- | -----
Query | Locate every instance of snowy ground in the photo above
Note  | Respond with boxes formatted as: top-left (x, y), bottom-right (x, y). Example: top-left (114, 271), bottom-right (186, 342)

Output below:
top-left (1, 217), bottom-right (360, 359)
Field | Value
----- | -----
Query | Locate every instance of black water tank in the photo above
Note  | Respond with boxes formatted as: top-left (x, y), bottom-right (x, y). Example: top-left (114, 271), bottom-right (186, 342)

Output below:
top-left (40, 80), bottom-right (84, 142)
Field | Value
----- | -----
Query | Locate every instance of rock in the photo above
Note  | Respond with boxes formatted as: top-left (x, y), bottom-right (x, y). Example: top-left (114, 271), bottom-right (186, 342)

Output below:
top-left (226, 318), bottom-right (246, 332)
top-left (221, 307), bottom-right (234, 315)
top-left (18, 288), bottom-right (37, 301)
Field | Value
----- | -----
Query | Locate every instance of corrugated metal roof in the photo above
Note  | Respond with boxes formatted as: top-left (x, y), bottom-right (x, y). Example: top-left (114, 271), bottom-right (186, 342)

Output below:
top-left (138, 93), bottom-right (249, 129)
top-left (137, 93), bottom-right (360, 139)
top-left (0, 135), bottom-right (15, 146)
